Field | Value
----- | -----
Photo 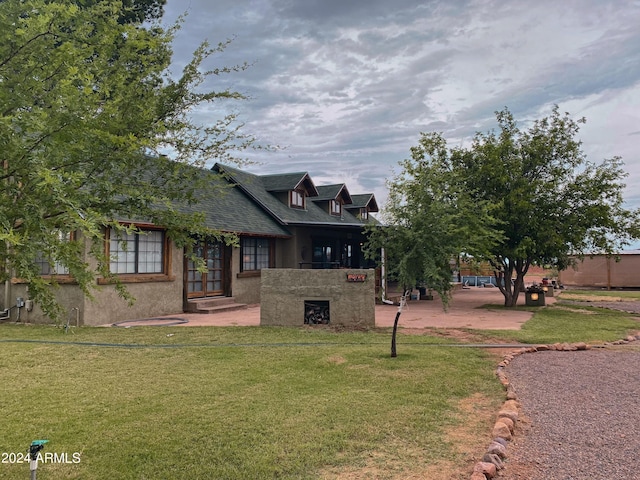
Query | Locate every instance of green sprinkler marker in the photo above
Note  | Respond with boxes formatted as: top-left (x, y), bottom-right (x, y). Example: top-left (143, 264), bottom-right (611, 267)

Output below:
top-left (28, 440), bottom-right (48, 480)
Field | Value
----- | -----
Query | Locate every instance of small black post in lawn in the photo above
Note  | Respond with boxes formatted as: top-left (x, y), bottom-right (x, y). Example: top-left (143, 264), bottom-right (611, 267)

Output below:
top-left (391, 290), bottom-right (410, 358)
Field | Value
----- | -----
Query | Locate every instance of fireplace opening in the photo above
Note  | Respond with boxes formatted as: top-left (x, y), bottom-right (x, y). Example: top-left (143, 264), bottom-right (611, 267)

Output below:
top-left (304, 300), bottom-right (330, 325)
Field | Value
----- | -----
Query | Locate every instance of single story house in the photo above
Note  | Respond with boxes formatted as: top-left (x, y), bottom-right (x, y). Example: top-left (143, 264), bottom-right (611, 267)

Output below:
top-left (7, 163), bottom-right (380, 325)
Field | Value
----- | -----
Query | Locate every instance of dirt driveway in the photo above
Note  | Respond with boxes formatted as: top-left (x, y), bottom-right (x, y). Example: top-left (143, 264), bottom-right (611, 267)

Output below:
top-left (123, 287), bottom-right (553, 329)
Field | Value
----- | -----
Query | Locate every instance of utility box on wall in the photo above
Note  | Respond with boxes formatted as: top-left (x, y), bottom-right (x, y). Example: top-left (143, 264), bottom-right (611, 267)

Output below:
top-left (260, 269), bottom-right (375, 327)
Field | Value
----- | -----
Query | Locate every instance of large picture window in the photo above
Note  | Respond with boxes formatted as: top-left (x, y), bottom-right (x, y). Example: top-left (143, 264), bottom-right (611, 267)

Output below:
top-left (109, 228), bottom-right (165, 274)
top-left (241, 237), bottom-right (273, 272)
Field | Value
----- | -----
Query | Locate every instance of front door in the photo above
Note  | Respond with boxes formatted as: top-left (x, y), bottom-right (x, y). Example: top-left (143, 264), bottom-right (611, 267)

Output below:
top-left (186, 240), bottom-right (225, 298)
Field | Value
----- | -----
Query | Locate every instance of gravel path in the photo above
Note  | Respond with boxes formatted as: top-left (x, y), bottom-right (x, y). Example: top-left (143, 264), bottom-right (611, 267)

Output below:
top-left (500, 348), bottom-right (640, 479)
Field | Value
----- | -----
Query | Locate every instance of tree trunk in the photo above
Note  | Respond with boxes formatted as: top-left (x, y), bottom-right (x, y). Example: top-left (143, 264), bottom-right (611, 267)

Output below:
top-left (391, 290), bottom-right (409, 357)
top-left (390, 310), bottom-right (400, 357)
top-left (504, 259), bottom-right (531, 307)
top-left (493, 257), bottom-right (530, 307)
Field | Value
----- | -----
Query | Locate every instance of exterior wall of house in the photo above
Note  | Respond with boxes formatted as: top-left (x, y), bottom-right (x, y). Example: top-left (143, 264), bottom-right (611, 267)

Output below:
top-left (231, 237), bottom-right (298, 305)
top-left (260, 268), bottom-right (375, 327)
top-left (83, 241), bottom-right (184, 326)
top-left (9, 282), bottom-right (86, 325)
top-left (559, 254), bottom-right (640, 288)
top-left (292, 227), bottom-right (312, 268)
top-left (230, 245), bottom-right (261, 305)
top-left (274, 228), bottom-right (306, 269)
top-left (274, 238), bottom-right (291, 268)
top-left (8, 239), bottom-right (185, 326)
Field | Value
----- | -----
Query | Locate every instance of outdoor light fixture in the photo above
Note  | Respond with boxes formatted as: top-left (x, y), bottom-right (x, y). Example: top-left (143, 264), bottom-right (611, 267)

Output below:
top-left (530, 292), bottom-right (539, 301)
top-left (542, 286), bottom-right (549, 292)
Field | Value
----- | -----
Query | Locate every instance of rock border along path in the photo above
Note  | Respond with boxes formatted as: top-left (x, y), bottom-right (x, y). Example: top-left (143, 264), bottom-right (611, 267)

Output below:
top-left (469, 334), bottom-right (640, 480)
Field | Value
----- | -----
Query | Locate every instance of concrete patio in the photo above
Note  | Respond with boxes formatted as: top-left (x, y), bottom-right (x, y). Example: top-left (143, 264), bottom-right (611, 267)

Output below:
top-left (118, 287), bottom-right (556, 329)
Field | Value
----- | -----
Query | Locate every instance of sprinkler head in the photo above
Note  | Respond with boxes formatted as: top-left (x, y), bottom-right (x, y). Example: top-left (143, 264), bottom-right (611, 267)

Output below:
top-left (29, 440), bottom-right (48, 458)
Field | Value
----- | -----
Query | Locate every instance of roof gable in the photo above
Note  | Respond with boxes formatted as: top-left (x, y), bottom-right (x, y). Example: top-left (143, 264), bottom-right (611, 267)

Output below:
top-left (214, 163), bottom-right (376, 228)
top-left (261, 172), bottom-right (319, 197)
top-left (347, 194), bottom-right (379, 212)
top-left (314, 184), bottom-right (352, 204)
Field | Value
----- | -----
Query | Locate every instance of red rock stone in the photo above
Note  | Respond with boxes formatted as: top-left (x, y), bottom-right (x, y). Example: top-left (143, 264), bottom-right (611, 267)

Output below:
top-left (493, 437), bottom-right (508, 447)
top-left (474, 461), bottom-right (498, 478)
top-left (470, 472), bottom-right (487, 480)
top-left (503, 400), bottom-right (519, 411)
top-left (492, 421), bottom-right (512, 441)
top-left (486, 441), bottom-right (507, 458)
top-left (483, 453), bottom-right (505, 470)
top-left (497, 416), bottom-right (514, 432)
top-left (497, 409), bottom-right (518, 423)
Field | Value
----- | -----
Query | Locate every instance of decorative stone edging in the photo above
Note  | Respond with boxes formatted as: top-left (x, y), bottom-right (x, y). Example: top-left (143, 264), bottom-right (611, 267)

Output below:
top-left (469, 333), bottom-right (640, 479)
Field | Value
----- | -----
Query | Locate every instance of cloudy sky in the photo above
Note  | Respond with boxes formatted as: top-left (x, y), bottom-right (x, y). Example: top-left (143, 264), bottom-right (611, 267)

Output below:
top-left (162, 0), bottom-right (640, 241)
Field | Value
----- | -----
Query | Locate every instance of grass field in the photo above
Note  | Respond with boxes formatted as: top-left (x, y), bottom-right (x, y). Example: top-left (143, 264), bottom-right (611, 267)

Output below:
top-left (1, 297), bottom-right (639, 479)
top-left (555, 289), bottom-right (640, 302)
top-left (474, 290), bottom-right (640, 344)
top-left (0, 326), bottom-right (502, 480)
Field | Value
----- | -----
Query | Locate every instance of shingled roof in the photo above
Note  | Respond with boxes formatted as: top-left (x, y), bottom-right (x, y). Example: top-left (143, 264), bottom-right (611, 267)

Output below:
top-left (347, 193), bottom-right (379, 212)
top-left (261, 172), bottom-right (318, 196)
top-left (314, 184), bottom-right (352, 204)
top-left (180, 167), bottom-right (291, 237)
top-left (213, 163), bottom-right (378, 228)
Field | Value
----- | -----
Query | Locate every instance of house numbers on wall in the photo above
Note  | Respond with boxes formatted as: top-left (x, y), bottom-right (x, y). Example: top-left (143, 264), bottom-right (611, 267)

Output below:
top-left (346, 273), bottom-right (367, 282)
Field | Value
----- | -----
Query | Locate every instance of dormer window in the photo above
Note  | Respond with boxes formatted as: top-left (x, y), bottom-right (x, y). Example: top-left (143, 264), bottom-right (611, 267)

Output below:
top-left (330, 199), bottom-right (341, 215)
top-left (290, 189), bottom-right (305, 208)
top-left (360, 208), bottom-right (368, 220)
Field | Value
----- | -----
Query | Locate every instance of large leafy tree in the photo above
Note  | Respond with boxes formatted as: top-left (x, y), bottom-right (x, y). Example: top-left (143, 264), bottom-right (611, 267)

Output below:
top-left (80, 0), bottom-right (167, 24)
top-left (370, 107), bottom-right (639, 307)
top-left (457, 107), bottom-right (639, 306)
top-left (365, 133), bottom-right (501, 304)
top-left (0, 0), bottom-right (254, 318)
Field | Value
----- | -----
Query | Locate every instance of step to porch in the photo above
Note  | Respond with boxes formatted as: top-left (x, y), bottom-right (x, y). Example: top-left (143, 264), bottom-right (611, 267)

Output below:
top-left (186, 297), bottom-right (248, 314)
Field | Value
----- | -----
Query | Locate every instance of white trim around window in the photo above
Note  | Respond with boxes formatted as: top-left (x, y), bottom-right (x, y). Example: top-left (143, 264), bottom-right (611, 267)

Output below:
top-left (290, 190), bottom-right (305, 208)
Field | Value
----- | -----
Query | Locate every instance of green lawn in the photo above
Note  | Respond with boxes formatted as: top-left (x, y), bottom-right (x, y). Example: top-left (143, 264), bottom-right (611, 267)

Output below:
top-left (475, 295), bottom-right (640, 345)
top-left (0, 326), bottom-right (502, 480)
top-left (2, 299), bottom-right (638, 479)
top-left (557, 289), bottom-right (640, 301)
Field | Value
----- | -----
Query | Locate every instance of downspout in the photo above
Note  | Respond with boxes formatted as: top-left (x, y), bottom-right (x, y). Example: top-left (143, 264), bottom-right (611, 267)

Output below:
top-left (3, 249), bottom-right (11, 319)
top-left (3, 158), bottom-right (12, 319)
top-left (3, 276), bottom-right (9, 311)
top-left (380, 247), bottom-right (393, 305)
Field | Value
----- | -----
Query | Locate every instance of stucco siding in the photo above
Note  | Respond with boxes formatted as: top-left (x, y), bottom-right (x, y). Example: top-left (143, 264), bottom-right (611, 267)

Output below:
top-left (559, 255), bottom-right (640, 288)
top-left (83, 242), bottom-right (184, 325)
top-left (260, 268), bottom-right (375, 327)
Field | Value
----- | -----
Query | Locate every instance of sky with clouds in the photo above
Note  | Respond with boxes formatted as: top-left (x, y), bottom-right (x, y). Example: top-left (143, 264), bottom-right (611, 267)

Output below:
top-left (162, 0), bottom-right (640, 243)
